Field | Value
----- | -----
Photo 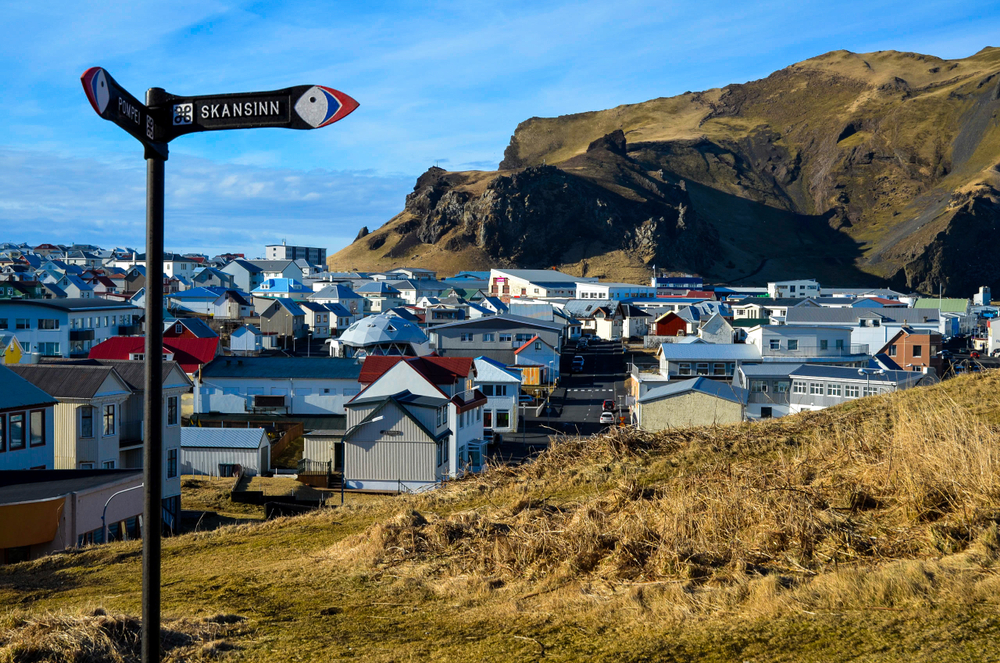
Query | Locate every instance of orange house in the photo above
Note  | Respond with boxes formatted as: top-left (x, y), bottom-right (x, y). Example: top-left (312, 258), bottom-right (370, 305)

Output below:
top-left (878, 326), bottom-right (943, 373)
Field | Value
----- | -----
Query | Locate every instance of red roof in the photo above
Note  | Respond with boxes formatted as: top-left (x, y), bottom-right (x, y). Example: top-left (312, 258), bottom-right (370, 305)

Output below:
top-left (359, 356), bottom-right (474, 385)
top-left (89, 336), bottom-right (218, 374)
top-left (514, 335), bottom-right (542, 354)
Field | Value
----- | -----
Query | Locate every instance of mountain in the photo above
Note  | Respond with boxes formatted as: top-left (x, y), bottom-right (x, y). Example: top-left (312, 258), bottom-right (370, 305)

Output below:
top-left (329, 47), bottom-right (1000, 294)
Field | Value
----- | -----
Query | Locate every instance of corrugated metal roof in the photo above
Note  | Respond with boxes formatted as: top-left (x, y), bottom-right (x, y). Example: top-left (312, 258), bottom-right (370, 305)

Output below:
top-left (639, 377), bottom-right (747, 405)
top-left (7, 364), bottom-right (128, 399)
top-left (914, 298), bottom-right (969, 313)
top-left (474, 356), bottom-right (521, 382)
top-left (739, 363), bottom-right (803, 377)
top-left (789, 365), bottom-right (919, 384)
top-left (181, 428), bottom-right (268, 449)
top-left (0, 364), bottom-right (59, 409)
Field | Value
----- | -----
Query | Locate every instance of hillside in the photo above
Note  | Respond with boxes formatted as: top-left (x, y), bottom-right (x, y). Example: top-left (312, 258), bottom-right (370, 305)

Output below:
top-left (6, 373), bottom-right (1000, 661)
top-left (330, 47), bottom-right (1000, 293)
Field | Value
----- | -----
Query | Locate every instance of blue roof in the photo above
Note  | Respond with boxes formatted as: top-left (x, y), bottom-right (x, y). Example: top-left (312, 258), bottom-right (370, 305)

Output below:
top-left (355, 281), bottom-right (400, 295)
top-left (181, 428), bottom-right (268, 449)
top-left (324, 303), bottom-right (353, 316)
top-left (168, 286), bottom-right (228, 300)
top-left (0, 364), bottom-right (58, 410)
top-left (252, 278), bottom-right (311, 295)
top-left (658, 344), bottom-right (762, 361)
top-left (639, 377), bottom-right (748, 405)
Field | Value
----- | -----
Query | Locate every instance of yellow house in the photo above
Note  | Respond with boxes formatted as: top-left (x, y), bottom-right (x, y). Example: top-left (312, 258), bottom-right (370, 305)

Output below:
top-left (0, 334), bottom-right (23, 365)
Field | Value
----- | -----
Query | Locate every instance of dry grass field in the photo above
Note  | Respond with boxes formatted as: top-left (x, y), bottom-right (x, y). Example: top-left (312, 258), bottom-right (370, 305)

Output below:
top-left (5, 372), bottom-right (1000, 661)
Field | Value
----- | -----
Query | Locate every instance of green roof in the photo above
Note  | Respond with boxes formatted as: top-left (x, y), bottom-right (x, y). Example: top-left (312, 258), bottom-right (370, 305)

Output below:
top-left (914, 298), bottom-right (968, 313)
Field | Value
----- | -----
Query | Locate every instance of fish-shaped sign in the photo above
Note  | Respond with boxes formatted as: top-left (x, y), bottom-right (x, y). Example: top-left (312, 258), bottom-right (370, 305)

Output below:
top-left (82, 67), bottom-right (359, 146)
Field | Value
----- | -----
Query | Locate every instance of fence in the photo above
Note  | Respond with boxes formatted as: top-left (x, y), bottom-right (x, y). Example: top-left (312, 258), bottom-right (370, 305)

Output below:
top-left (270, 422), bottom-right (304, 461)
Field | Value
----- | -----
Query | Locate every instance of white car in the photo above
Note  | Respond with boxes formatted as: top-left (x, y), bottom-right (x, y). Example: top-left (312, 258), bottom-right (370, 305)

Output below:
top-left (599, 411), bottom-right (616, 425)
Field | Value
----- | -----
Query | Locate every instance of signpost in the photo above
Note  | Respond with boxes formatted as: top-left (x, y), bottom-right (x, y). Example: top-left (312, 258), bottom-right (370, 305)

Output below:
top-left (80, 67), bottom-right (358, 663)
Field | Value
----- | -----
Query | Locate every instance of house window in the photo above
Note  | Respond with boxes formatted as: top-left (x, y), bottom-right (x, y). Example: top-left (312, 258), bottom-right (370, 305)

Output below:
top-left (167, 449), bottom-right (178, 478)
top-left (809, 383), bottom-right (823, 395)
top-left (499, 333), bottom-right (512, 343)
top-left (713, 363), bottom-right (726, 376)
top-left (888, 345), bottom-right (897, 357)
top-left (913, 345), bottom-right (922, 357)
top-left (0, 319), bottom-right (6, 329)
top-left (827, 383), bottom-right (842, 397)
top-left (534, 342), bottom-right (542, 351)
top-left (835, 339), bottom-right (844, 349)
top-left (495, 385), bottom-right (507, 397)
top-left (845, 385), bottom-right (860, 398)
top-left (819, 339), bottom-right (828, 350)
top-left (15, 318), bottom-right (29, 330)
top-left (769, 339), bottom-right (780, 350)
top-left (515, 334), bottom-right (532, 344)
top-left (103, 460), bottom-right (116, 469)
top-left (167, 396), bottom-right (178, 426)
top-left (37, 342), bottom-right (60, 356)
top-left (792, 381), bottom-right (807, 394)
top-left (788, 339), bottom-right (799, 351)
top-left (696, 363), bottom-right (709, 376)
top-left (726, 363), bottom-right (735, 376)
top-left (481, 384), bottom-right (495, 396)
top-left (751, 381), bottom-right (768, 393)
top-left (9, 413), bottom-right (25, 450)
top-left (496, 410), bottom-right (510, 428)
top-left (483, 333), bottom-right (494, 342)
top-left (476, 407), bottom-right (481, 422)
top-left (29, 410), bottom-right (44, 447)
top-left (175, 322), bottom-right (183, 334)
top-left (483, 410), bottom-right (493, 427)
top-left (776, 381), bottom-right (790, 393)
top-left (38, 319), bottom-right (59, 330)
top-left (79, 462), bottom-right (94, 470)
top-left (81, 407), bottom-right (94, 438)
top-left (677, 363), bottom-right (692, 376)
top-left (103, 404), bottom-right (116, 435)
top-left (460, 333), bottom-right (474, 342)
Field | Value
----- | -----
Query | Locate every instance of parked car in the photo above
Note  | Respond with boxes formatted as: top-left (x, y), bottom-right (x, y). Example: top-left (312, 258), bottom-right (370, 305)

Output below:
top-left (602, 399), bottom-right (616, 412)
top-left (576, 338), bottom-right (588, 350)
top-left (971, 351), bottom-right (981, 359)
top-left (572, 355), bottom-right (585, 371)
top-left (599, 411), bottom-right (616, 425)
top-left (518, 394), bottom-right (534, 404)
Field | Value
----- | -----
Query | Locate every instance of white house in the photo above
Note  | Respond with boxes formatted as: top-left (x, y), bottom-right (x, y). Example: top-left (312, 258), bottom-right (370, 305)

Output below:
top-left (180, 428), bottom-right (270, 477)
top-left (230, 324), bottom-right (263, 355)
top-left (513, 335), bottom-right (561, 384)
top-left (473, 356), bottom-right (522, 433)
top-left (194, 356), bottom-right (364, 416)
top-left (576, 281), bottom-right (657, 300)
top-left (344, 355), bottom-right (487, 491)
top-left (489, 269), bottom-right (597, 299)
top-left (745, 325), bottom-right (868, 365)
top-left (767, 279), bottom-right (820, 299)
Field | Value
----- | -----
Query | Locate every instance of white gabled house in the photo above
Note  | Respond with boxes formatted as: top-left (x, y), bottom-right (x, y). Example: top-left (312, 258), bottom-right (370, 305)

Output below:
top-left (473, 356), bottom-right (522, 434)
top-left (341, 356), bottom-right (487, 491)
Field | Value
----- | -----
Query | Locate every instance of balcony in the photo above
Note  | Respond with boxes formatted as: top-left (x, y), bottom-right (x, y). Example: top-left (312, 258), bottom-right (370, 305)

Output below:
top-left (119, 324), bottom-right (141, 335)
top-left (761, 343), bottom-right (869, 359)
top-left (69, 329), bottom-right (95, 341)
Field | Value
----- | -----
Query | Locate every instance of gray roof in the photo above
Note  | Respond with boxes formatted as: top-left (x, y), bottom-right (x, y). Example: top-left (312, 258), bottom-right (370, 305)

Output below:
top-left (37, 358), bottom-right (191, 392)
top-left (324, 303), bottom-right (353, 317)
top-left (200, 356), bottom-right (363, 380)
top-left (563, 299), bottom-right (615, 318)
top-left (739, 363), bottom-right (803, 377)
top-left (7, 364), bottom-right (128, 399)
top-left (249, 259), bottom-right (297, 272)
top-left (0, 298), bottom-right (139, 312)
top-left (181, 428), bottom-right (268, 449)
top-left (784, 308), bottom-right (940, 325)
top-left (431, 313), bottom-right (563, 332)
top-left (658, 344), bottom-right (762, 361)
top-left (789, 365), bottom-right (923, 385)
top-left (730, 297), bottom-right (810, 307)
top-left (639, 377), bottom-right (748, 405)
top-left (355, 281), bottom-right (400, 295)
top-left (226, 259), bottom-right (263, 274)
top-left (339, 313), bottom-right (427, 347)
top-left (309, 284), bottom-right (363, 300)
top-left (0, 364), bottom-right (58, 410)
top-left (349, 389), bottom-right (447, 408)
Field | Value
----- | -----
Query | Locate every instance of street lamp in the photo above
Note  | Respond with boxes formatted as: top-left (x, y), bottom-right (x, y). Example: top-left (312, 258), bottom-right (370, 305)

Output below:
top-left (102, 483), bottom-right (144, 544)
top-left (857, 367), bottom-right (885, 396)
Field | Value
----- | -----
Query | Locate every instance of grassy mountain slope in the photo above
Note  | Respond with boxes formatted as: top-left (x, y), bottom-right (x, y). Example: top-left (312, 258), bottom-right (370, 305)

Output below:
top-left (6, 373), bottom-right (1000, 661)
top-left (331, 48), bottom-right (1000, 292)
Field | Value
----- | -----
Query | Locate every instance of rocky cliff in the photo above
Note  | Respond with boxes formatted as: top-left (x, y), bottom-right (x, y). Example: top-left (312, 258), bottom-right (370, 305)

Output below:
top-left (330, 47), bottom-right (1000, 293)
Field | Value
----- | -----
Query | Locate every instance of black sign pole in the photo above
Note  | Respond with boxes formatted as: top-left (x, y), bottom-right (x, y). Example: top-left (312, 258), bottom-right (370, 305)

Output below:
top-left (142, 87), bottom-right (168, 663)
top-left (81, 67), bottom-right (358, 663)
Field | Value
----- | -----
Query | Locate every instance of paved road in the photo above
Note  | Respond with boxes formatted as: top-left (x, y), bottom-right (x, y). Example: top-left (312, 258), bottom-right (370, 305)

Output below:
top-left (488, 339), bottom-right (627, 464)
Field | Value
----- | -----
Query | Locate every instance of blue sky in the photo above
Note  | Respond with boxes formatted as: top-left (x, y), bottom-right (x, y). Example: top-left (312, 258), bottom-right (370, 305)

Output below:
top-left (2, 0), bottom-right (999, 259)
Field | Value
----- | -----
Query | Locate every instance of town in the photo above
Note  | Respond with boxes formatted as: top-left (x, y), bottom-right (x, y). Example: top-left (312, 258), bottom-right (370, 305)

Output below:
top-left (0, 239), bottom-right (995, 563)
